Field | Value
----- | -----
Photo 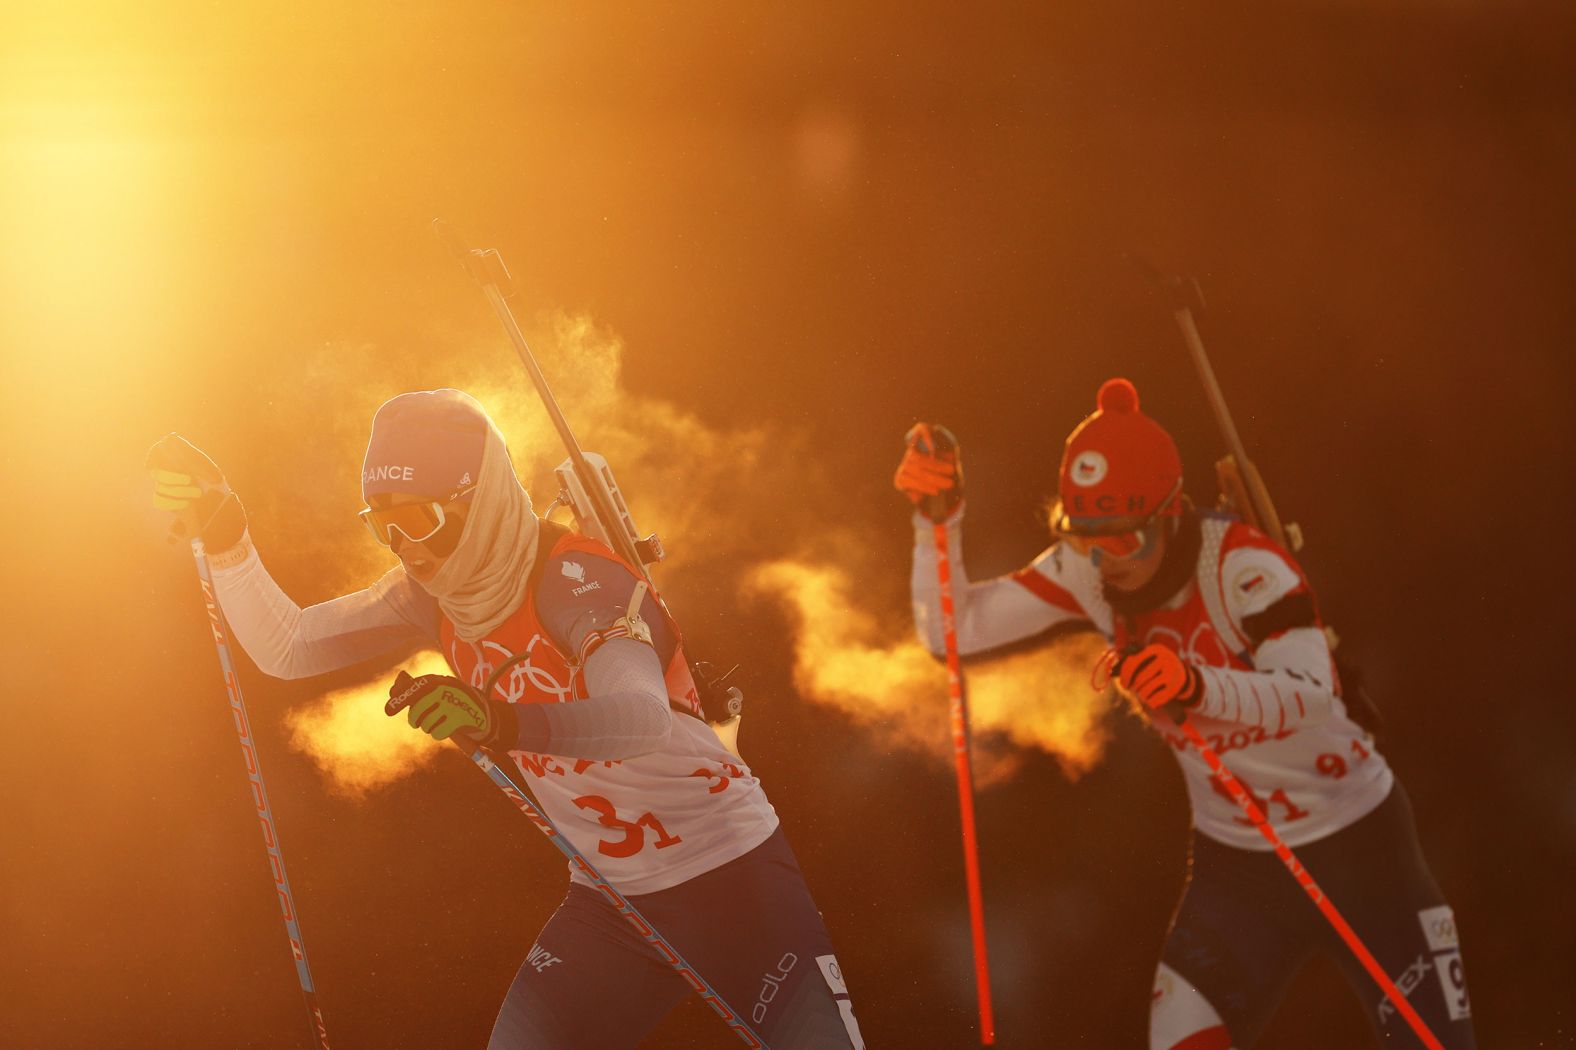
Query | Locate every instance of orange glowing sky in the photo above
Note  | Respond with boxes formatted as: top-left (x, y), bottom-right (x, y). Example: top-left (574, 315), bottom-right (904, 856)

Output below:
top-left (3, 3), bottom-right (1574, 1047)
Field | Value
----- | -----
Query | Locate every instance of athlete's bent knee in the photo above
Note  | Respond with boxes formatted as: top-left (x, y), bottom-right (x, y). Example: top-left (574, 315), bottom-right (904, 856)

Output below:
top-left (1150, 963), bottom-right (1236, 1050)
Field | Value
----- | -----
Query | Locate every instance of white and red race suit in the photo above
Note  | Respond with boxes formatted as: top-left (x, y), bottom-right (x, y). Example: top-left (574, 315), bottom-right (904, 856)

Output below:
top-left (910, 505), bottom-right (1392, 850)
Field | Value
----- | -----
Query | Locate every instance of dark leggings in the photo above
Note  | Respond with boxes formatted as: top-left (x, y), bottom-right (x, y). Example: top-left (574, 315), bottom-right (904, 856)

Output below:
top-left (487, 828), bottom-right (863, 1049)
top-left (1162, 782), bottom-right (1476, 1048)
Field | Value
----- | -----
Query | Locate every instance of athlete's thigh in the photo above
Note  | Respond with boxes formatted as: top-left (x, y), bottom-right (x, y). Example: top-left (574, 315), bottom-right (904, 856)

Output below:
top-left (1309, 792), bottom-right (1476, 1048)
top-left (488, 885), bottom-right (689, 1050)
top-left (1156, 840), bottom-right (1318, 1049)
top-left (1324, 899), bottom-right (1475, 1050)
top-left (639, 828), bottom-right (865, 1049)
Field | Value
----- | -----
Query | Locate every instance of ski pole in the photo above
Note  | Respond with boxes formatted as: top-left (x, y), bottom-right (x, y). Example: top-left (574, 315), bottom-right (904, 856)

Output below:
top-left (190, 539), bottom-right (331, 1050)
top-left (382, 690), bottom-right (768, 1050)
top-left (931, 519), bottom-right (997, 1046)
top-left (1177, 721), bottom-right (1444, 1050)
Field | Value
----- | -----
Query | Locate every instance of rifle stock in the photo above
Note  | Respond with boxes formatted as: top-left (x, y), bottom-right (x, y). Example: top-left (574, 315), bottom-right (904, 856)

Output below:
top-left (1214, 454), bottom-right (1301, 553)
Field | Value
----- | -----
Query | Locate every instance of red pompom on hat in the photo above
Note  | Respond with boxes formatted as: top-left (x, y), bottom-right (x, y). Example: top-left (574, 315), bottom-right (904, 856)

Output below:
top-left (1097, 377), bottom-right (1140, 413)
top-left (1051, 377), bottom-right (1182, 533)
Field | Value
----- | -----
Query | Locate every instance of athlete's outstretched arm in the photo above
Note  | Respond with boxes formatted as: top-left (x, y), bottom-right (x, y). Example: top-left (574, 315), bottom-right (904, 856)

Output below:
top-left (909, 507), bottom-right (1088, 657)
top-left (149, 432), bottom-right (435, 676)
top-left (212, 543), bottom-right (439, 679)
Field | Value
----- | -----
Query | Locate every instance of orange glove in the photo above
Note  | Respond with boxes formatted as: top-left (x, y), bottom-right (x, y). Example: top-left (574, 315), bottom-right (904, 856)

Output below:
top-left (1113, 644), bottom-right (1202, 716)
top-left (894, 423), bottom-right (963, 522)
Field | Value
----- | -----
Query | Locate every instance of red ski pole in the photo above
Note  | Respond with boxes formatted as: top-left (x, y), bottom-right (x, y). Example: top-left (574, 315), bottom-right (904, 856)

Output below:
top-left (932, 518), bottom-right (997, 1046)
top-left (1178, 721), bottom-right (1444, 1049)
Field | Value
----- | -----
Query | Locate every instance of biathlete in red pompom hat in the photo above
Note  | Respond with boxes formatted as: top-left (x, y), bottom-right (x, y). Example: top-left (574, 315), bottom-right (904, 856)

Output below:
top-left (894, 379), bottom-right (1476, 1050)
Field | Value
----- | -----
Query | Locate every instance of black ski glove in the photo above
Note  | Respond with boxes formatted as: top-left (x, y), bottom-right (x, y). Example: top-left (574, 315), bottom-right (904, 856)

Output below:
top-left (146, 433), bottom-right (248, 551)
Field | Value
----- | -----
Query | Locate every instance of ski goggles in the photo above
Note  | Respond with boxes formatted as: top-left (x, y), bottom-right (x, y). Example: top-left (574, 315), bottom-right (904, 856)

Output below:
top-left (1053, 479), bottom-right (1181, 563)
top-left (359, 486), bottom-right (476, 548)
top-left (1060, 528), bottom-right (1152, 561)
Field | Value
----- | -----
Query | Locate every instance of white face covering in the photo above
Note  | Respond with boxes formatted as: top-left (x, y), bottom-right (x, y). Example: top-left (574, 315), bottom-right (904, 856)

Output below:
top-left (418, 420), bottom-right (540, 640)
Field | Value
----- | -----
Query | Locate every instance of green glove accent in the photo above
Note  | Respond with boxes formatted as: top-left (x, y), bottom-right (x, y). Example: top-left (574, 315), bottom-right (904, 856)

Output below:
top-left (386, 670), bottom-right (520, 749)
top-left (151, 468), bottom-right (205, 512)
top-left (145, 433), bottom-right (248, 551)
top-left (389, 672), bottom-right (493, 742)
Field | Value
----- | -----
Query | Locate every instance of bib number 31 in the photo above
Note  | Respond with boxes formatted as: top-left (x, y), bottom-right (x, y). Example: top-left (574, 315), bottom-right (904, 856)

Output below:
top-left (572, 794), bottom-right (683, 859)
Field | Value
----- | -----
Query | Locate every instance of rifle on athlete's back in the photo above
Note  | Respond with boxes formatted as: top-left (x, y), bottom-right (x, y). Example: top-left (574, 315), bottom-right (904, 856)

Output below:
top-left (1133, 258), bottom-right (1384, 734)
top-left (434, 221), bottom-right (745, 743)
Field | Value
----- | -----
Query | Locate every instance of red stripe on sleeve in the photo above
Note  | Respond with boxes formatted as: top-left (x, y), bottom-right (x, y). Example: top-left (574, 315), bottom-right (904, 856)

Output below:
top-left (1010, 567), bottom-right (1085, 616)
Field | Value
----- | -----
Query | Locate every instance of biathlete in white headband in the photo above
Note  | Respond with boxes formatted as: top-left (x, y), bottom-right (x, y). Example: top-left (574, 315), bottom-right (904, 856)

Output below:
top-left (149, 388), bottom-right (864, 1050)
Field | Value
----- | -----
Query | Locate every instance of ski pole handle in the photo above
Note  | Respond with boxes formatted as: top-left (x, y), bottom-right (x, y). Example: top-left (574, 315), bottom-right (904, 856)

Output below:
top-left (919, 426), bottom-right (960, 524)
